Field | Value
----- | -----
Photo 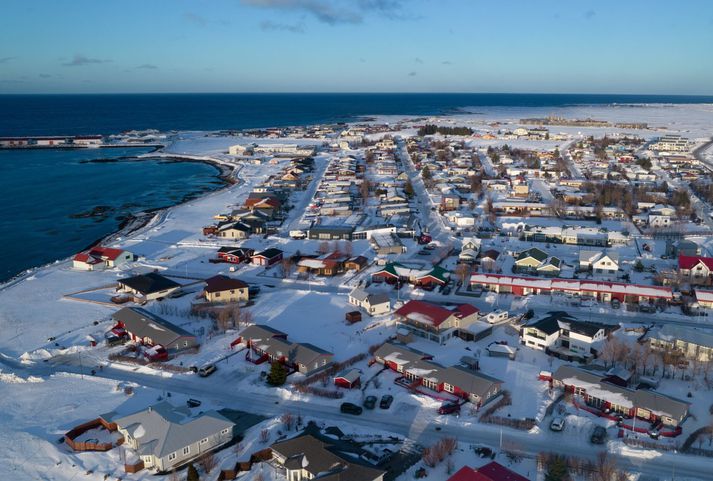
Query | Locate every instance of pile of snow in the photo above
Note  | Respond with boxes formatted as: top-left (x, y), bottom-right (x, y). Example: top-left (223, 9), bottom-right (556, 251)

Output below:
top-left (0, 370), bottom-right (43, 384)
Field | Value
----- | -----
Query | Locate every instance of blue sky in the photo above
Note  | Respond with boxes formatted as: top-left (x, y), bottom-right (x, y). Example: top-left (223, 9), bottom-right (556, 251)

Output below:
top-left (1, 0), bottom-right (712, 94)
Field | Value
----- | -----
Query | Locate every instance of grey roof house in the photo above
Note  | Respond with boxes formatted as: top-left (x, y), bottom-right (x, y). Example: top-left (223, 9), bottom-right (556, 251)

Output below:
top-left (113, 307), bottom-right (198, 352)
top-left (109, 402), bottom-right (235, 472)
top-left (272, 434), bottom-right (385, 481)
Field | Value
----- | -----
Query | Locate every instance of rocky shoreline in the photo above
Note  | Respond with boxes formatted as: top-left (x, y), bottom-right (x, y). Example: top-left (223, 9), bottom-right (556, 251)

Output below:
top-left (0, 151), bottom-right (239, 290)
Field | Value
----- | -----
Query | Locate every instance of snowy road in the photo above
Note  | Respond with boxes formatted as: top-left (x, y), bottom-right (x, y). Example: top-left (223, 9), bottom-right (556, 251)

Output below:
top-left (3, 353), bottom-right (712, 480)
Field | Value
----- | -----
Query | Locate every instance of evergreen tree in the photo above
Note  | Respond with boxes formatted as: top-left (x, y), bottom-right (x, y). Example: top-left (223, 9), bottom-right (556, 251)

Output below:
top-left (404, 180), bottom-right (415, 197)
top-left (421, 166), bottom-right (432, 180)
top-left (267, 361), bottom-right (288, 386)
top-left (545, 456), bottom-right (569, 481)
top-left (186, 463), bottom-right (200, 481)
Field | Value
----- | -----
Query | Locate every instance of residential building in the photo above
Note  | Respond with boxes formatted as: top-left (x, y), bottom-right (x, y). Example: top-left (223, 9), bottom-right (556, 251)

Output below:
top-left (236, 325), bottom-right (333, 375)
top-left (110, 402), bottom-right (234, 472)
top-left (373, 342), bottom-right (502, 407)
top-left (648, 324), bottom-right (713, 362)
top-left (73, 246), bottom-right (133, 270)
top-left (251, 248), bottom-right (284, 267)
top-left (520, 312), bottom-right (611, 361)
top-left (116, 272), bottom-right (181, 302)
top-left (579, 250), bottom-right (619, 277)
top-left (271, 435), bottom-right (385, 481)
top-left (514, 248), bottom-right (561, 277)
top-left (553, 365), bottom-right (689, 427)
top-left (308, 225), bottom-right (355, 241)
top-left (203, 275), bottom-right (249, 304)
top-left (470, 274), bottom-right (673, 304)
top-left (371, 262), bottom-right (449, 288)
top-left (394, 299), bottom-right (479, 344)
top-left (348, 288), bottom-right (391, 316)
top-left (112, 307), bottom-right (199, 353)
top-left (679, 255), bottom-right (713, 285)
top-left (447, 462), bottom-right (530, 481)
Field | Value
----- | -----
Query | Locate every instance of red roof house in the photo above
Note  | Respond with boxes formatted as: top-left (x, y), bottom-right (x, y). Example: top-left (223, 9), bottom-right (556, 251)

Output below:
top-left (73, 246), bottom-right (133, 270)
top-left (394, 300), bottom-right (480, 344)
top-left (447, 462), bottom-right (530, 481)
top-left (679, 255), bottom-right (713, 285)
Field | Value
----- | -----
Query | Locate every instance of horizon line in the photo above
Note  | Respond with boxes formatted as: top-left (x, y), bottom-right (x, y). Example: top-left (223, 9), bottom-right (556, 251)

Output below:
top-left (2, 91), bottom-right (713, 97)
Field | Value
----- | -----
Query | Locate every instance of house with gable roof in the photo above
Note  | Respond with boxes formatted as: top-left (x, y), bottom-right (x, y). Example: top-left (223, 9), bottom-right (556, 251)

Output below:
top-left (109, 401), bottom-right (234, 472)
top-left (394, 299), bottom-right (479, 344)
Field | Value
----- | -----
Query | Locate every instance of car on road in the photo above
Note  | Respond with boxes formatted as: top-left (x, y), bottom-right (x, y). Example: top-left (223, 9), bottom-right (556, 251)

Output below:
top-left (340, 402), bottom-right (363, 415)
top-left (550, 417), bottom-right (566, 432)
top-left (441, 285), bottom-right (451, 295)
top-left (379, 395), bottom-right (394, 409)
top-left (363, 396), bottom-right (377, 410)
top-left (425, 243), bottom-right (437, 250)
top-left (590, 426), bottom-right (607, 444)
top-left (438, 402), bottom-right (460, 415)
top-left (198, 364), bottom-right (217, 377)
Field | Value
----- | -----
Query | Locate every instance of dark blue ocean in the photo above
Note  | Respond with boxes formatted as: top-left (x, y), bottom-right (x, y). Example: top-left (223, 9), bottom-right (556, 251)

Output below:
top-left (1, 93), bottom-right (713, 281)
top-left (0, 148), bottom-right (223, 281)
top-left (2, 93), bottom-right (713, 136)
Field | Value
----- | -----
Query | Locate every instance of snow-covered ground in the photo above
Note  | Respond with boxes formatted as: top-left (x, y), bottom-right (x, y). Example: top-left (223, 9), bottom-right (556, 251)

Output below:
top-left (2, 104), bottom-right (713, 480)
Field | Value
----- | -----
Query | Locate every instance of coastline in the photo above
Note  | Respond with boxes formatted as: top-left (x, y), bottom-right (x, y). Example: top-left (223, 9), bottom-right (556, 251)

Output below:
top-left (0, 151), bottom-right (240, 290)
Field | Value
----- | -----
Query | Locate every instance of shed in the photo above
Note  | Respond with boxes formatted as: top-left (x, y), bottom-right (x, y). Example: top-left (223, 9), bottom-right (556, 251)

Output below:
top-left (334, 368), bottom-right (361, 389)
top-left (345, 311), bottom-right (362, 324)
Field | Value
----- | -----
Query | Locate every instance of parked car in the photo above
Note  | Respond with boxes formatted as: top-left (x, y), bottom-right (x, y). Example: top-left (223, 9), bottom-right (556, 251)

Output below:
top-left (438, 402), bottom-right (461, 415)
top-left (198, 364), bottom-right (217, 377)
top-left (590, 426), bottom-right (607, 444)
top-left (363, 396), bottom-right (377, 410)
top-left (379, 395), bottom-right (394, 409)
top-left (340, 402), bottom-right (363, 415)
top-left (473, 445), bottom-right (494, 458)
top-left (611, 299), bottom-right (621, 309)
top-left (186, 398), bottom-right (202, 408)
top-left (417, 249), bottom-right (431, 256)
top-left (425, 243), bottom-right (437, 250)
top-left (442, 285), bottom-right (452, 295)
top-left (550, 417), bottom-right (566, 432)
top-left (639, 304), bottom-right (656, 313)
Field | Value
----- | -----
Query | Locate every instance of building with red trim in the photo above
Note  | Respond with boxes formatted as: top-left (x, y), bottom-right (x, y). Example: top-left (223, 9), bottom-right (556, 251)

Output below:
top-left (470, 273), bottom-right (672, 305)
top-left (73, 246), bottom-right (133, 271)
top-left (678, 255), bottom-right (713, 285)
top-left (394, 300), bottom-right (480, 344)
top-left (447, 462), bottom-right (530, 481)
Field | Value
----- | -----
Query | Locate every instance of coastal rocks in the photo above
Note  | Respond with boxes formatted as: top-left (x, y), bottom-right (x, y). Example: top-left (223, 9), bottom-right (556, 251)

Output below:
top-left (69, 205), bottom-right (115, 220)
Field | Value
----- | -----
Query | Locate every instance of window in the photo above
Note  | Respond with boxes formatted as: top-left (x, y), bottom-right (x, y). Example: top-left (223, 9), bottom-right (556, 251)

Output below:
top-left (183, 446), bottom-right (190, 456)
top-left (221, 428), bottom-right (230, 435)
top-left (201, 438), bottom-right (209, 444)
top-left (168, 452), bottom-right (177, 461)
top-left (215, 291), bottom-right (221, 297)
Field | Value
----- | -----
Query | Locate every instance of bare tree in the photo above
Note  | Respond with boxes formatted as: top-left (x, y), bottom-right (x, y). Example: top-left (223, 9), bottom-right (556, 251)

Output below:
top-left (199, 451), bottom-right (217, 474)
top-left (281, 412), bottom-right (295, 431)
top-left (318, 241), bottom-right (330, 254)
top-left (593, 451), bottom-right (628, 481)
top-left (216, 307), bottom-right (232, 332)
top-left (259, 428), bottom-right (270, 444)
top-left (455, 263), bottom-right (471, 285)
top-left (281, 257), bottom-right (295, 278)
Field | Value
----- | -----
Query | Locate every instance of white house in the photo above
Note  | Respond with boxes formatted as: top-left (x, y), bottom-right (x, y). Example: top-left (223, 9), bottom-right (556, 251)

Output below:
top-left (111, 402), bottom-right (234, 472)
top-left (520, 312), bottom-right (611, 361)
top-left (579, 250), bottom-right (619, 277)
top-left (348, 288), bottom-right (391, 316)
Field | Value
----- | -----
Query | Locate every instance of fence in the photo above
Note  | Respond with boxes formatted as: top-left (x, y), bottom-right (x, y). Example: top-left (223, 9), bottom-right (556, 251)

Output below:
top-left (480, 416), bottom-right (537, 431)
top-left (217, 448), bottom-right (273, 481)
top-left (64, 418), bottom-right (121, 452)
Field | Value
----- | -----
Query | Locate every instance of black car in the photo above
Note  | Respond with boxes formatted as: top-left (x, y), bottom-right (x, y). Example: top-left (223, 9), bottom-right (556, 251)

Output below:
top-left (380, 395), bottom-right (394, 409)
top-left (340, 402), bottom-right (363, 415)
top-left (363, 396), bottom-right (377, 409)
top-left (186, 398), bottom-right (202, 408)
top-left (590, 426), bottom-right (607, 444)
